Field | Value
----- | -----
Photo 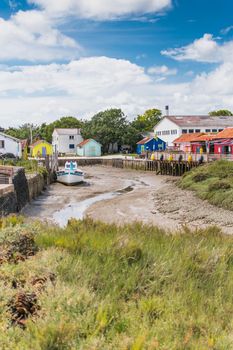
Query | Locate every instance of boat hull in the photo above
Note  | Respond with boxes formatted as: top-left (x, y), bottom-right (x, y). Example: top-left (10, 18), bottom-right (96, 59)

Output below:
top-left (56, 172), bottom-right (84, 186)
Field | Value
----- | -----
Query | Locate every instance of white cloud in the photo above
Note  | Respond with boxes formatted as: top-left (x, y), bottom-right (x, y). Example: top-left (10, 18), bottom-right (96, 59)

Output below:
top-left (161, 33), bottom-right (233, 63)
top-left (147, 65), bottom-right (177, 75)
top-left (28, 0), bottom-right (172, 20)
top-left (221, 25), bottom-right (233, 35)
top-left (0, 56), bottom-right (233, 127)
top-left (0, 10), bottom-right (81, 62)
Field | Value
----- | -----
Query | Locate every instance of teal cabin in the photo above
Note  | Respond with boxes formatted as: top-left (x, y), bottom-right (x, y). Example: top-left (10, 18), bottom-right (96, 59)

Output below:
top-left (77, 139), bottom-right (102, 157)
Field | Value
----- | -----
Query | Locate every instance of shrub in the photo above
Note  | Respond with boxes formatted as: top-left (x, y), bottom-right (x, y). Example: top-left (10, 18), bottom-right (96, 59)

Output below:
top-left (208, 180), bottom-right (231, 191)
top-left (192, 172), bottom-right (209, 182)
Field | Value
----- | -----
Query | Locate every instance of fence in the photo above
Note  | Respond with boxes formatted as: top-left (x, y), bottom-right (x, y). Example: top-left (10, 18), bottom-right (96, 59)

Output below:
top-left (0, 166), bottom-right (14, 184)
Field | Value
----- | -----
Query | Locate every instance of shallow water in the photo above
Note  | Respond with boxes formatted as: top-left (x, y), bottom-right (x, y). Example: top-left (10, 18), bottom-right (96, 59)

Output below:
top-left (53, 186), bottom-right (134, 227)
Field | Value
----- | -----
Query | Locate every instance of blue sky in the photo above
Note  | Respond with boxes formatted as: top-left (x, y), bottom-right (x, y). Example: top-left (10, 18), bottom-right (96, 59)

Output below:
top-left (0, 0), bottom-right (233, 126)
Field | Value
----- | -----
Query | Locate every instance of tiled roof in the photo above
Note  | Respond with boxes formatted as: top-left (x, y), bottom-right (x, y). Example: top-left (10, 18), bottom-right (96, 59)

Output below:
top-left (165, 115), bottom-right (233, 127)
top-left (21, 139), bottom-right (28, 149)
top-left (173, 133), bottom-right (204, 144)
top-left (190, 134), bottom-right (217, 142)
top-left (137, 137), bottom-right (152, 145)
top-left (78, 139), bottom-right (91, 147)
top-left (54, 128), bottom-right (81, 135)
top-left (214, 128), bottom-right (233, 139)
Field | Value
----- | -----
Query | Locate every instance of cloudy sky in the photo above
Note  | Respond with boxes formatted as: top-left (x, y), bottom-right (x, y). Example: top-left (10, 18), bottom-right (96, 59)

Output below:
top-left (0, 0), bottom-right (233, 127)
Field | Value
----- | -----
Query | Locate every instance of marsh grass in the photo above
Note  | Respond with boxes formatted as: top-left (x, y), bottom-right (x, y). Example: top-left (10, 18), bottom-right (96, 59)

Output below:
top-left (179, 160), bottom-right (233, 210)
top-left (1, 217), bottom-right (233, 348)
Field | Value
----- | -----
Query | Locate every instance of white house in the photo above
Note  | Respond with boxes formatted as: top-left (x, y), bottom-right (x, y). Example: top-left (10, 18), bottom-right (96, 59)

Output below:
top-left (52, 128), bottom-right (83, 155)
top-left (0, 132), bottom-right (22, 157)
top-left (154, 115), bottom-right (233, 146)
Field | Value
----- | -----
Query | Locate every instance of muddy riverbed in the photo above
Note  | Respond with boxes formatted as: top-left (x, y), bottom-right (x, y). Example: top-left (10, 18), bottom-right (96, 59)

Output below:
top-left (22, 166), bottom-right (233, 234)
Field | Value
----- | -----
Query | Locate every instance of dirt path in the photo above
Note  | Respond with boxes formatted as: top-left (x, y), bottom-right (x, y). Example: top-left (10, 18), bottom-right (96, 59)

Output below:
top-left (22, 166), bottom-right (233, 234)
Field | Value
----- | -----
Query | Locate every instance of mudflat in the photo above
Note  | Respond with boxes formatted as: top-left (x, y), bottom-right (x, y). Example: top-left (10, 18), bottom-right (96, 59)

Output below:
top-left (23, 166), bottom-right (233, 233)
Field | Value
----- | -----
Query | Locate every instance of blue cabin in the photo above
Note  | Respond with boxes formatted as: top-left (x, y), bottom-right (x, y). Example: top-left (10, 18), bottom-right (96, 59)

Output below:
top-left (136, 137), bottom-right (166, 154)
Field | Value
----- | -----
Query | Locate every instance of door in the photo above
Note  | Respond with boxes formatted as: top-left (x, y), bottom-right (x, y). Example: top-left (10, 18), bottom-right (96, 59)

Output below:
top-left (42, 147), bottom-right (47, 157)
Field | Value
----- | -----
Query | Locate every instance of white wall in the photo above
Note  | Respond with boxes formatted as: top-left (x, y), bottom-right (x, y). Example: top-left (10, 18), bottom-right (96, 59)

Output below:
top-left (154, 117), bottom-right (226, 146)
top-left (0, 134), bottom-right (22, 157)
top-left (154, 119), bottom-right (181, 146)
top-left (52, 131), bottom-right (83, 154)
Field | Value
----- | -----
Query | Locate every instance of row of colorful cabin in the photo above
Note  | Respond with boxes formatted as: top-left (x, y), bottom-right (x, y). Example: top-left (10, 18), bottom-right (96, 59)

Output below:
top-left (137, 128), bottom-right (233, 155)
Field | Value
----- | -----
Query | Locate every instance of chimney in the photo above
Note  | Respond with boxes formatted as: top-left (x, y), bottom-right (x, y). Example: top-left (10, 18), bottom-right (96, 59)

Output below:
top-left (165, 105), bottom-right (169, 117)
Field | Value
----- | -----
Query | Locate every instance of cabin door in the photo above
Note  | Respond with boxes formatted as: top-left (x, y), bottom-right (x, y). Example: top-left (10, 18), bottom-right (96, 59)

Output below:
top-left (42, 147), bottom-right (47, 157)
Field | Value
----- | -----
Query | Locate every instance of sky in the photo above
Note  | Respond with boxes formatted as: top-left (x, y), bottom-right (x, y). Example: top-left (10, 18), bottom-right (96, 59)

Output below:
top-left (0, 0), bottom-right (233, 127)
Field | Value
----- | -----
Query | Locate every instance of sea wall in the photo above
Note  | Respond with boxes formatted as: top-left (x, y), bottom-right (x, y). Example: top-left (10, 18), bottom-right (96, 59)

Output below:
top-left (0, 167), bottom-right (49, 217)
top-left (0, 185), bottom-right (17, 216)
top-left (26, 173), bottom-right (47, 201)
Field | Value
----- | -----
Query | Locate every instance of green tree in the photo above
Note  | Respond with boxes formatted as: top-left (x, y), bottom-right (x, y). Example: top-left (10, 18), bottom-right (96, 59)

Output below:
top-left (131, 108), bottom-right (162, 132)
top-left (39, 116), bottom-right (84, 142)
top-left (82, 109), bottom-right (129, 153)
top-left (209, 109), bottom-right (233, 116)
top-left (5, 123), bottom-right (39, 142)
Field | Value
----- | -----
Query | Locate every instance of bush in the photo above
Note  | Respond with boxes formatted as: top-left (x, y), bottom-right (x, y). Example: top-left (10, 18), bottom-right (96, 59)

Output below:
top-left (208, 180), bottom-right (231, 191)
top-left (192, 172), bottom-right (209, 183)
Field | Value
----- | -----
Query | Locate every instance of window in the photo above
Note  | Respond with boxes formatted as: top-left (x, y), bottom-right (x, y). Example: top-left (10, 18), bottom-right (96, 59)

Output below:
top-left (195, 129), bottom-right (201, 133)
top-left (219, 129), bottom-right (223, 132)
top-left (0, 140), bottom-right (5, 148)
top-left (205, 129), bottom-right (211, 132)
top-left (69, 144), bottom-right (75, 149)
top-left (162, 130), bottom-right (170, 135)
top-left (212, 129), bottom-right (217, 133)
top-left (188, 129), bottom-right (194, 133)
top-left (182, 129), bottom-right (187, 134)
top-left (171, 130), bottom-right (177, 135)
top-left (69, 135), bottom-right (74, 140)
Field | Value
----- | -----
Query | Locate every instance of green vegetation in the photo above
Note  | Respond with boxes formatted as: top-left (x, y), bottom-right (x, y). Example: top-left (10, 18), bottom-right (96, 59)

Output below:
top-left (179, 160), bottom-right (233, 210)
top-left (5, 117), bottom-right (84, 143)
top-left (4, 108), bottom-right (162, 154)
top-left (209, 109), bottom-right (233, 116)
top-left (1, 216), bottom-right (233, 349)
top-left (132, 109), bottom-right (162, 132)
top-left (0, 159), bottom-right (47, 176)
top-left (82, 109), bottom-right (141, 153)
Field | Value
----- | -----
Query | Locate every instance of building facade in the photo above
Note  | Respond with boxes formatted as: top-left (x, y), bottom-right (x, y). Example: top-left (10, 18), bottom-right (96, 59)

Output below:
top-left (52, 128), bottom-right (83, 155)
top-left (30, 140), bottom-right (53, 158)
top-left (136, 137), bottom-right (166, 154)
top-left (77, 139), bottom-right (102, 157)
top-left (0, 132), bottom-right (22, 158)
top-left (154, 115), bottom-right (233, 146)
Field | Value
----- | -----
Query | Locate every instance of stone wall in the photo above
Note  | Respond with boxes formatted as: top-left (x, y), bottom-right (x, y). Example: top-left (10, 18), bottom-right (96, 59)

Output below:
top-left (0, 167), bottom-right (49, 217)
top-left (0, 185), bottom-right (17, 216)
top-left (26, 173), bottom-right (47, 201)
top-left (12, 167), bottom-right (29, 211)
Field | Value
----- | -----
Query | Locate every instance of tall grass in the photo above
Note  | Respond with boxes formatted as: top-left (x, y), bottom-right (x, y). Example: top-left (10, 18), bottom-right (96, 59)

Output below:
top-left (1, 218), bottom-right (233, 349)
top-left (179, 160), bottom-right (233, 210)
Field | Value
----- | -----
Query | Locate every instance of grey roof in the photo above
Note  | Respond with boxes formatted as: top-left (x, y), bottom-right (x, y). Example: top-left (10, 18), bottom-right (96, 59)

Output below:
top-left (0, 132), bottom-right (21, 142)
top-left (165, 115), bottom-right (233, 128)
top-left (53, 128), bottom-right (81, 135)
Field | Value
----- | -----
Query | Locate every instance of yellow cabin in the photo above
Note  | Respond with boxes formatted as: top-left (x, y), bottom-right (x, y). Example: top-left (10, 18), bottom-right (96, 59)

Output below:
top-left (30, 140), bottom-right (53, 158)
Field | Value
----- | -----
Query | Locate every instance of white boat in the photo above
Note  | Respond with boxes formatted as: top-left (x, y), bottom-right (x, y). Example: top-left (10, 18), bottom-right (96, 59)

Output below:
top-left (56, 161), bottom-right (84, 185)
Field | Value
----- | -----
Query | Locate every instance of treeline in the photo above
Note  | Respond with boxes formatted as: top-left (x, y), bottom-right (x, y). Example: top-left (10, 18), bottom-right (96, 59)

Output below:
top-left (5, 108), bottom-right (162, 153)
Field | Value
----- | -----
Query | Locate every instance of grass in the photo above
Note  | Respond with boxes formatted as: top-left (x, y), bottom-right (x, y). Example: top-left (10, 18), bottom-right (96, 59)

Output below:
top-left (1, 216), bottom-right (233, 349)
top-left (179, 160), bottom-right (233, 210)
top-left (0, 159), bottom-right (48, 176)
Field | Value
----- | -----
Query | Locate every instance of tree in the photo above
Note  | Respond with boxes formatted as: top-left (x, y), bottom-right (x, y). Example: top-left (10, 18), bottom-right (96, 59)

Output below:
top-left (209, 110), bottom-right (233, 116)
top-left (6, 123), bottom-right (39, 142)
top-left (131, 108), bottom-right (162, 132)
top-left (39, 116), bottom-right (84, 142)
top-left (82, 109), bottom-right (129, 153)
top-left (5, 117), bottom-right (83, 144)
